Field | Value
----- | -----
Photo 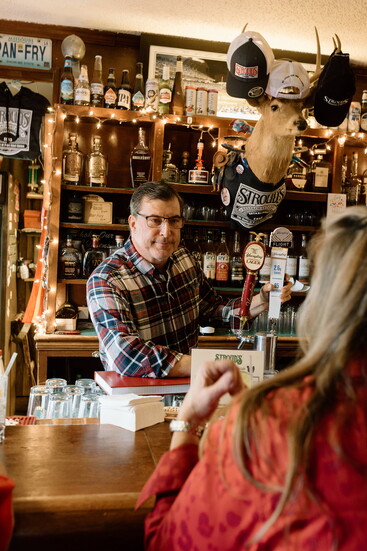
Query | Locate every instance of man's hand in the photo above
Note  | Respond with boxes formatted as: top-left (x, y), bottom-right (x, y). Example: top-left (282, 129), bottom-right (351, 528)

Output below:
top-left (248, 275), bottom-right (292, 319)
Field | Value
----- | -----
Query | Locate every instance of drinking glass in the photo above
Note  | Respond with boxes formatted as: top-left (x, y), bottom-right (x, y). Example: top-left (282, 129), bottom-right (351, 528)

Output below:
top-left (64, 385), bottom-right (84, 417)
top-left (75, 378), bottom-right (97, 395)
top-left (78, 394), bottom-right (101, 418)
top-left (46, 392), bottom-right (72, 419)
top-left (45, 378), bottom-right (67, 394)
top-left (0, 375), bottom-right (8, 443)
top-left (27, 385), bottom-right (51, 419)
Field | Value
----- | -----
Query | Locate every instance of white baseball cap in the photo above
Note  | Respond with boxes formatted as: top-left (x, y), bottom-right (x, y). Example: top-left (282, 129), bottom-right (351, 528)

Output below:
top-left (266, 60), bottom-right (310, 99)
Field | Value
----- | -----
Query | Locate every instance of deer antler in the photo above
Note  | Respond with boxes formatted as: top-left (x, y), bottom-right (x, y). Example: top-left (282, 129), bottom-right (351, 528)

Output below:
top-left (333, 33), bottom-right (342, 53)
top-left (309, 26), bottom-right (322, 84)
top-left (242, 23), bottom-right (248, 33)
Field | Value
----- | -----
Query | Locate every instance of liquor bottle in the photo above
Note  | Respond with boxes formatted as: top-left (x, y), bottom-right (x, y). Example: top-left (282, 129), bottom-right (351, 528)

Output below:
top-left (130, 127), bottom-right (151, 187)
top-left (286, 158), bottom-right (309, 191)
top-left (161, 144), bottom-right (179, 182)
top-left (348, 101), bottom-right (361, 132)
top-left (215, 231), bottom-right (230, 286)
top-left (203, 230), bottom-right (216, 283)
top-left (74, 64), bottom-right (90, 106)
top-left (191, 230), bottom-right (203, 267)
top-left (179, 151), bottom-right (190, 184)
top-left (103, 68), bottom-right (117, 109)
top-left (345, 152), bottom-right (361, 206)
top-left (230, 231), bottom-right (244, 287)
top-left (108, 235), bottom-right (124, 255)
top-left (85, 136), bottom-right (108, 187)
top-left (62, 133), bottom-right (84, 184)
top-left (55, 285), bottom-right (78, 320)
top-left (60, 55), bottom-right (74, 105)
top-left (341, 154), bottom-right (348, 194)
top-left (188, 138), bottom-right (209, 184)
top-left (361, 167), bottom-right (367, 206)
top-left (309, 152), bottom-right (331, 193)
top-left (90, 55), bottom-right (104, 108)
top-left (285, 243), bottom-right (297, 281)
top-left (132, 62), bottom-right (145, 111)
top-left (117, 69), bottom-right (132, 110)
top-left (361, 90), bottom-right (367, 132)
top-left (145, 79), bottom-right (159, 113)
top-left (170, 56), bottom-right (184, 116)
top-left (83, 234), bottom-right (107, 278)
top-left (298, 233), bottom-right (309, 285)
top-left (257, 233), bottom-right (271, 285)
top-left (59, 235), bottom-right (82, 279)
top-left (66, 193), bottom-right (83, 222)
top-left (158, 64), bottom-right (171, 115)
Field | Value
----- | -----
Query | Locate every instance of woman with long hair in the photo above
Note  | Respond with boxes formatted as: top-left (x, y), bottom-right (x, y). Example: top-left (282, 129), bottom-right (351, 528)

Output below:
top-left (137, 206), bottom-right (367, 550)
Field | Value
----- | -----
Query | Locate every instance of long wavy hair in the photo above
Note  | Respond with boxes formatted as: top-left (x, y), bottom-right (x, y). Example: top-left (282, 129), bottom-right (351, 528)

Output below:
top-left (232, 206), bottom-right (367, 541)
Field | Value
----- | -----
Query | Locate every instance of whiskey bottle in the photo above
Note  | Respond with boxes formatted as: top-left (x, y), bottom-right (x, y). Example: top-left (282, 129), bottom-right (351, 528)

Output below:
top-left (285, 243), bottom-right (297, 281)
top-left (74, 64), bottom-right (90, 106)
top-left (83, 234), bottom-right (107, 278)
top-left (145, 79), bottom-right (159, 113)
top-left (230, 231), bottom-right (244, 287)
top-left (55, 285), bottom-right (78, 320)
top-left (130, 127), bottom-right (151, 187)
top-left (170, 56), bottom-right (184, 116)
top-left (158, 64), bottom-right (171, 115)
top-left (117, 69), bottom-right (132, 110)
top-left (103, 68), bottom-right (117, 109)
top-left (132, 62), bottom-right (145, 111)
top-left (66, 193), bottom-right (83, 222)
top-left (86, 136), bottom-right (108, 187)
top-left (258, 233), bottom-right (271, 285)
top-left (90, 55), bottom-right (104, 107)
top-left (345, 152), bottom-right (361, 206)
top-left (62, 133), bottom-right (84, 185)
top-left (108, 235), bottom-right (124, 255)
top-left (59, 235), bottom-right (82, 279)
top-left (215, 231), bottom-right (230, 286)
top-left (203, 230), bottom-right (216, 283)
top-left (310, 152), bottom-right (331, 193)
top-left (161, 144), bottom-right (179, 183)
top-left (188, 138), bottom-right (209, 184)
top-left (179, 151), bottom-right (190, 184)
top-left (298, 233), bottom-right (309, 285)
top-left (60, 55), bottom-right (74, 105)
top-left (341, 154), bottom-right (348, 194)
top-left (361, 90), bottom-right (367, 131)
top-left (191, 230), bottom-right (203, 268)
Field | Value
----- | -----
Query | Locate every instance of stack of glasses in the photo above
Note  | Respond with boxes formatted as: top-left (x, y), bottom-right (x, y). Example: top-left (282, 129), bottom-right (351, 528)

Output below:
top-left (27, 378), bottom-right (105, 420)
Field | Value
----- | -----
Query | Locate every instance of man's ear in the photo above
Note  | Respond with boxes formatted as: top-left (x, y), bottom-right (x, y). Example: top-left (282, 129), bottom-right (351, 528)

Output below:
top-left (128, 214), bottom-right (136, 232)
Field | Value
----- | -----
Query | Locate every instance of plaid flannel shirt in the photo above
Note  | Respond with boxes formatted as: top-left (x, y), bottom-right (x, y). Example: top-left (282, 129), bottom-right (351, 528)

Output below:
top-left (87, 237), bottom-right (241, 377)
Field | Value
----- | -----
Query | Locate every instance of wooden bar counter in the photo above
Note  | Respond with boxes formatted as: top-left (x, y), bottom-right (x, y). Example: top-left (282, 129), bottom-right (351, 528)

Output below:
top-left (34, 332), bottom-right (301, 383)
top-left (1, 420), bottom-right (172, 551)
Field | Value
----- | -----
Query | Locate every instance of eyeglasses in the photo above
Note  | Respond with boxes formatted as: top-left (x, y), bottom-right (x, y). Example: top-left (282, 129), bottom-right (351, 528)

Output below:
top-left (136, 213), bottom-right (185, 229)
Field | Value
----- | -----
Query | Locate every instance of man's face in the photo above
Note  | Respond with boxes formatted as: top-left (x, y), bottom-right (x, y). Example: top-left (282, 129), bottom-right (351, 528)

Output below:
top-left (129, 197), bottom-right (182, 270)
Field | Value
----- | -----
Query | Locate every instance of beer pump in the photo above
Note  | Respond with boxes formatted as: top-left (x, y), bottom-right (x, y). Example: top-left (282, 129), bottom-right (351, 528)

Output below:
top-left (238, 227), bottom-right (293, 375)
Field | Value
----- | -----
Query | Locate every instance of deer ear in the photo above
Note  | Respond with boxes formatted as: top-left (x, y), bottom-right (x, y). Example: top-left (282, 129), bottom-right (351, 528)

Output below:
top-left (246, 93), bottom-right (271, 109)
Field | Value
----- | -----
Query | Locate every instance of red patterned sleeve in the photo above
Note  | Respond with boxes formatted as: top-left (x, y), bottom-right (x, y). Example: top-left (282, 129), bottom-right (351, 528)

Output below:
top-left (0, 475), bottom-right (15, 551)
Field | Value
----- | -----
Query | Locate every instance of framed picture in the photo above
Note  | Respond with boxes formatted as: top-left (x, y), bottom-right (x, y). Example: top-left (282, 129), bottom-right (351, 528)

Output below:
top-left (147, 43), bottom-right (260, 120)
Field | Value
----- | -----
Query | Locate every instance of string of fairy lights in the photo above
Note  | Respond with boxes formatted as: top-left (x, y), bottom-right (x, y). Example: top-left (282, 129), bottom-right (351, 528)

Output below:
top-left (32, 106), bottom-right (367, 334)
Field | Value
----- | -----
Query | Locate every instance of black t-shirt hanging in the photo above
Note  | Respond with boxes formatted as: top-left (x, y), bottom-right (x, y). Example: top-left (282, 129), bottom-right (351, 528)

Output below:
top-left (0, 82), bottom-right (50, 160)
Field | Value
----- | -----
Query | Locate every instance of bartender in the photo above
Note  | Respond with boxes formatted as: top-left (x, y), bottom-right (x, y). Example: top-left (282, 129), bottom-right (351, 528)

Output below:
top-left (87, 182), bottom-right (291, 377)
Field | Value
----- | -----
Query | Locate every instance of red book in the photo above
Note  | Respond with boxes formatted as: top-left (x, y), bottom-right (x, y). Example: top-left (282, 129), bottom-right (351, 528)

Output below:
top-left (94, 371), bottom-right (190, 396)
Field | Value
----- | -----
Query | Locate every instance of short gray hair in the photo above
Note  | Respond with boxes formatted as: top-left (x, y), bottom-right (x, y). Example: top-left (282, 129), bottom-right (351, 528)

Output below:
top-left (129, 182), bottom-right (184, 216)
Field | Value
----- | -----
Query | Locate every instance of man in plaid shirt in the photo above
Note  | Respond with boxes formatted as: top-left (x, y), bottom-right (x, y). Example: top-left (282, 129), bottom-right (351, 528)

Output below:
top-left (87, 182), bottom-right (291, 377)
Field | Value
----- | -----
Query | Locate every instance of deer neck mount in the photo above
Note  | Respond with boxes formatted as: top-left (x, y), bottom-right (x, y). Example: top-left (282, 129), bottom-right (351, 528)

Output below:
top-left (245, 95), bottom-right (308, 185)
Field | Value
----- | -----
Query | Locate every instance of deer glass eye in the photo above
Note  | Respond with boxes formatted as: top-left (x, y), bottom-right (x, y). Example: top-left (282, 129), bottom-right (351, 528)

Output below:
top-left (271, 105), bottom-right (279, 111)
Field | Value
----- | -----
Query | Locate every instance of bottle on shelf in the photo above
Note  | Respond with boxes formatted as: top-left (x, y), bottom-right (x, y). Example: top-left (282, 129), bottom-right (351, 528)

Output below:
top-left (66, 193), bottom-right (83, 222)
top-left (179, 151), bottom-right (190, 184)
top-left (258, 233), bottom-right (271, 285)
top-left (361, 90), bottom-right (367, 132)
top-left (59, 235), bottom-right (82, 279)
top-left (108, 235), bottom-right (124, 255)
top-left (83, 234), bottom-right (107, 278)
top-left (188, 138), bottom-right (209, 184)
top-left (190, 230), bottom-right (203, 268)
top-left (170, 56), bottom-right (184, 116)
top-left (348, 101), bottom-right (361, 133)
top-left (341, 154), bottom-right (348, 195)
top-left (285, 242), bottom-right (297, 281)
top-left (60, 55), bottom-right (74, 105)
top-left (203, 230), bottom-right (216, 284)
top-left (55, 285), bottom-right (78, 320)
top-left (132, 62), bottom-right (145, 111)
top-left (130, 127), bottom-right (151, 187)
top-left (74, 64), bottom-right (90, 106)
top-left (145, 78), bottom-right (159, 113)
top-left (117, 69), bottom-right (132, 110)
top-left (161, 144), bottom-right (179, 183)
top-left (286, 157), bottom-right (309, 191)
top-left (215, 231), bottom-right (230, 286)
top-left (309, 150), bottom-right (331, 193)
top-left (62, 133), bottom-right (84, 185)
top-left (85, 136), bottom-right (108, 187)
top-left (103, 68), bottom-right (117, 109)
top-left (90, 55), bottom-right (104, 108)
top-left (230, 231), bottom-right (244, 288)
top-left (158, 64), bottom-right (171, 115)
top-left (298, 233), bottom-right (309, 285)
top-left (361, 166), bottom-right (367, 206)
top-left (345, 151), bottom-right (361, 206)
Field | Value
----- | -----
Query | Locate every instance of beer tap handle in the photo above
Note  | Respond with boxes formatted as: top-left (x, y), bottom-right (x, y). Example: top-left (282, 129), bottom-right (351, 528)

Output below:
top-left (239, 234), bottom-right (266, 332)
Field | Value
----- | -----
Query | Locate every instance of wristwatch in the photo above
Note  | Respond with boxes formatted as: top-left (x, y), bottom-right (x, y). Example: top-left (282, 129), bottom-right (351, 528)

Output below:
top-left (169, 419), bottom-right (205, 438)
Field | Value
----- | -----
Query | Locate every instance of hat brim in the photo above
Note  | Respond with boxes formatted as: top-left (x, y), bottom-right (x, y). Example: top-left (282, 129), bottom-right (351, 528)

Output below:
top-left (226, 70), bottom-right (268, 100)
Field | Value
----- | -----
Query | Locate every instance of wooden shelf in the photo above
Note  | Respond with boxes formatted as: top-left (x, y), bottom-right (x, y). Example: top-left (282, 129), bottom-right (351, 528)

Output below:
top-left (60, 222), bottom-right (129, 230)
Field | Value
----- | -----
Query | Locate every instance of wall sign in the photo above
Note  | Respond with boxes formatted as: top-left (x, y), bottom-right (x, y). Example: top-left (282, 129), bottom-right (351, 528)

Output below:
top-left (0, 34), bottom-right (52, 70)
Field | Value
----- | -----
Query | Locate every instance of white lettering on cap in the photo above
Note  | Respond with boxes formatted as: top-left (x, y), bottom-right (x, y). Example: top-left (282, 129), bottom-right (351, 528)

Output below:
top-left (324, 95), bottom-right (349, 106)
top-left (235, 62), bottom-right (258, 79)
